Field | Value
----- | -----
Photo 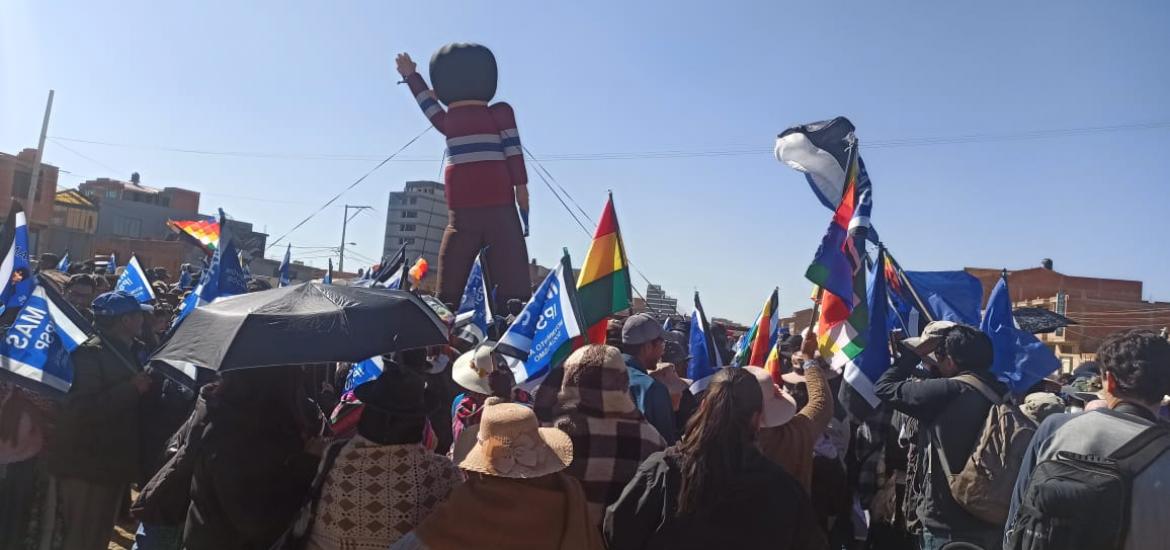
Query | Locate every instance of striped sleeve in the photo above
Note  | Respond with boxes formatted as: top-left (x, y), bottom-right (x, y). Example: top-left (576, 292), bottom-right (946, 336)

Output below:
top-left (490, 102), bottom-right (527, 186)
top-left (405, 72), bottom-right (446, 135)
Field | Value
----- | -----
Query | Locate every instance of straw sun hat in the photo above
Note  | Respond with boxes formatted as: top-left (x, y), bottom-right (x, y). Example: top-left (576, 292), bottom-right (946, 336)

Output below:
top-left (455, 398), bottom-right (573, 479)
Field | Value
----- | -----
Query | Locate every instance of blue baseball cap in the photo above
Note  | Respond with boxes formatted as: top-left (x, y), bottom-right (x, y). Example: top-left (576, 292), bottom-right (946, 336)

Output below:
top-left (92, 291), bottom-right (154, 317)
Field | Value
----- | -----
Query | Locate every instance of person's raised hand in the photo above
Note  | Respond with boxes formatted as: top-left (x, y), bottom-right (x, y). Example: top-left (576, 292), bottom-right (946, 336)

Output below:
top-left (395, 53), bottom-right (417, 78)
top-left (800, 328), bottom-right (819, 359)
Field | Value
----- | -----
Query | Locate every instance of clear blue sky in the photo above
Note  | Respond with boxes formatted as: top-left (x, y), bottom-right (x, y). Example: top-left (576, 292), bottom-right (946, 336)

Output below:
top-left (3, 1), bottom-right (1168, 323)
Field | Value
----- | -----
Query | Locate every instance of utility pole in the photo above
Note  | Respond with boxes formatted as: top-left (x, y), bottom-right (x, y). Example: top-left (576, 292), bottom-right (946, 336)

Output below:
top-left (27, 90), bottom-right (55, 207)
top-left (338, 204), bottom-right (372, 273)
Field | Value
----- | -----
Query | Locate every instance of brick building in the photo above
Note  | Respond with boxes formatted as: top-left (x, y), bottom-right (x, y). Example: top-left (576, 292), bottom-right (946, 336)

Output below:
top-left (0, 148), bottom-right (60, 251)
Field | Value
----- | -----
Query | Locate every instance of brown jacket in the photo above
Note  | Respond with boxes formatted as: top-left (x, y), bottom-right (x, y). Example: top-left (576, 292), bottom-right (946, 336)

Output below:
top-left (756, 361), bottom-right (834, 494)
top-left (45, 336), bottom-right (143, 484)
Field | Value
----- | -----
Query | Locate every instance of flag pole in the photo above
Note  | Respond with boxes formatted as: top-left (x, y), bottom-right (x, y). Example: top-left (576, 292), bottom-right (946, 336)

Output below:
top-left (882, 244), bottom-right (936, 323)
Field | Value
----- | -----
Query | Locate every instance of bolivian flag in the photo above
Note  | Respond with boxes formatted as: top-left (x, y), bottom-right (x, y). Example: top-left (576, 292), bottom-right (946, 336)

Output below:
top-left (576, 194), bottom-right (632, 343)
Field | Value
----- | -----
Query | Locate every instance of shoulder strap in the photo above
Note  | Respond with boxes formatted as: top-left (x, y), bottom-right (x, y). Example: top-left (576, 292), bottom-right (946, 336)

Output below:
top-left (1111, 426), bottom-right (1170, 478)
top-left (952, 374), bottom-right (1003, 404)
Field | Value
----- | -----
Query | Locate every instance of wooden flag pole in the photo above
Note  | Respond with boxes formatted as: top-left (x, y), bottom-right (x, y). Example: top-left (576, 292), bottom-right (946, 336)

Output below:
top-left (882, 244), bottom-right (936, 324)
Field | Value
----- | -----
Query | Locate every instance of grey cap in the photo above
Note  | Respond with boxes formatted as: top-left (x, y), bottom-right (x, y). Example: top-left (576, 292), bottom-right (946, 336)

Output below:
top-left (622, 313), bottom-right (665, 346)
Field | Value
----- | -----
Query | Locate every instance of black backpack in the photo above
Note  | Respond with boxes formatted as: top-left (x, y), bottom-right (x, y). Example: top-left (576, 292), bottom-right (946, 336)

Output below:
top-left (1005, 410), bottom-right (1170, 550)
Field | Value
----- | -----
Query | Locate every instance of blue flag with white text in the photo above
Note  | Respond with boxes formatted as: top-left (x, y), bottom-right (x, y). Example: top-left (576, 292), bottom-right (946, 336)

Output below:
top-left (115, 255), bottom-right (156, 303)
top-left (494, 252), bottom-right (584, 385)
top-left (981, 275), bottom-right (1061, 393)
top-left (0, 284), bottom-right (94, 394)
top-left (344, 356), bottom-right (384, 396)
top-left (456, 253), bottom-right (492, 344)
top-left (56, 251), bottom-right (71, 272)
top-left (0, 204), bottom-right (35, 314)
top-left (172, 210), bottom-right (248, 329)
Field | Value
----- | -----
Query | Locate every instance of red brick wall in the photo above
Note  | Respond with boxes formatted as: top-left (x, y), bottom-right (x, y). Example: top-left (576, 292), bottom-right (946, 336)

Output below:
top-left (164, 187), bottom-right (200, 213)
top-left (0, 149), bottom-right (59, 229)
top-left (92, 237), bottom-right (202, 281)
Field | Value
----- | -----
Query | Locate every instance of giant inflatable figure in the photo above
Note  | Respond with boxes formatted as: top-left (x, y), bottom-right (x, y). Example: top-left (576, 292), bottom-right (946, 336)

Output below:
top-left (396, 44), bottom-right (531, 307)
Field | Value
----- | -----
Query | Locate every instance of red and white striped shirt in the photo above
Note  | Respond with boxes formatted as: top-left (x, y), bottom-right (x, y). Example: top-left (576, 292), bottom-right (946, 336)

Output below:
top-left (406, 73), bottom-right (527, 209)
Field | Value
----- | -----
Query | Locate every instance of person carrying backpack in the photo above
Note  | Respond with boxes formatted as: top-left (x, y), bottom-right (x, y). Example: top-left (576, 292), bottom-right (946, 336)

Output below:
top-left (1004, 329), bottom-right (1170, 550)
top-left (874, 322), bottom-right (1009, 550)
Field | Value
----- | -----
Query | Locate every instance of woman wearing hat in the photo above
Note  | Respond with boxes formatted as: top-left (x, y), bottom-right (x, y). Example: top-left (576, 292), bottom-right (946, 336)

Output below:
top-left (553, 345), bottom-right (666, 527)
top-left (391, 399), bottom-right (603, 550)
top-left (756, 334), bottom-right (835, 494)
top-left (305, 364), bottom-right (462, 549)
top-left (603, 367), bottom-right (826, 550)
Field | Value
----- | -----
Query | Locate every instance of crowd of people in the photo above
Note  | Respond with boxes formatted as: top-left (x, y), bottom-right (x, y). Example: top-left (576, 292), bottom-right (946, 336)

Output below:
top-left (1, 252), bottom-right (1169, 550)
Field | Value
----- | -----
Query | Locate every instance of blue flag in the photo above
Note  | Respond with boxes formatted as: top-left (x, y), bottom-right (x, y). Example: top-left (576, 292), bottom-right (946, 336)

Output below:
top-left (981, 275), bottom-right (1061, 394)
top-left (115, 255), bottom-right (156, 303)
top-left (172, 210), bottom-right (248, 329)
top-left (344, 356), bottom-right (384, 395)
top-left (108, 252), bottom-right (117, 272)
top-left (887, 268), bottom-right (984, 336)
top-left (494, 251), bottom-right (584, 385)
top-left (455, 252), bottom-right (492, 344)
top-left (178, 267), bottom-right (192, 290)
top-left (687, 291), bottom-right (721, 393)
top-left (278, 244), bottom-right (291, 287)
top-left (56, 251), bottom-right (71, 272)
top-left (846, 250), bottom-right (893, 408)
top-left (0, 205), bottom-right (35, 315)
top-left (0, 284), bottom-right (94, 394)
top-left (323, 259), bottom-right (333, 285)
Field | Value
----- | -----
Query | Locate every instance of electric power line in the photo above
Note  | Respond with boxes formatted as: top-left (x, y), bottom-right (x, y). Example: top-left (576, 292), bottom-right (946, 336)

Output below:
top-left (265, 126), bottom-right (432, 250)
top-left (49, 120), bottom-right (1170, 164)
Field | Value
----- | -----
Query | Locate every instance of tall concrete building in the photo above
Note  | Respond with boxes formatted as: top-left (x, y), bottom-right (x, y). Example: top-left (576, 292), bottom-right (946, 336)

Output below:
top-left (645, 284), bottom-right (678, 316)
top-left (383, 181), bottom-right (448, 269)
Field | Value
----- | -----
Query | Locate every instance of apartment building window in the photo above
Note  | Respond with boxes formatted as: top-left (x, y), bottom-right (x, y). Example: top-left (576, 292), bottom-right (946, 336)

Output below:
top-left (1054, 292), bottom-right (1067, 337)
top-left (401, 210), bottom-right (418, 219)
top-left (398, 237), bottom-right (415, 245)
top-left (113, 216), bottom-right (143, 237)
top-left (409, 197), bottom-right (418, 205)
top-left (399, 224), bottom-right (416, 232)
top-left (10, 171), bottom-right (43, 201)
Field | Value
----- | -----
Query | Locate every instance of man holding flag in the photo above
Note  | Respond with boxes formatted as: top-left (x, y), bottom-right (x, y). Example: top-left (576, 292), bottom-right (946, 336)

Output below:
top-left (45, 291), bottom-right (154, 550)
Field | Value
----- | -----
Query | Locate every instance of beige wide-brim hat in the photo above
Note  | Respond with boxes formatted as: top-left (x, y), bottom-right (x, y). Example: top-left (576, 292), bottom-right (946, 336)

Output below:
top-left (900, 321), bottom-right (958, 365)
top-left (452, 342), bottom-right (497, 395)
top-left (780, 362), bottom-right (842, 386)
top-left (454, 399), bottom-right (573, 479)
top-left (743, 366), bottom-right (798, 428)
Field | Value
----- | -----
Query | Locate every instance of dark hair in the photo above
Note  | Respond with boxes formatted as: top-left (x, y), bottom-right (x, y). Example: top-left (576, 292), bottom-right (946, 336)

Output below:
top-left (66, 273), bottom-right (97, 290)
top-left (429, 43), bottom-right (497, 104)
top-left (210, 367), bottom-right (309, 436)
top-left (1097, 329), bottom-right (1170, 405)
top-left (939, 325), bottom-right (993, 372)
top-left (675, 367), bottom-right (762, 516)
top-left (39, 253), bottom-right (60, 269)
top-left (357, 407), bottom-right (425, 445)
top-left (606, 319), bottom-right (625, 348)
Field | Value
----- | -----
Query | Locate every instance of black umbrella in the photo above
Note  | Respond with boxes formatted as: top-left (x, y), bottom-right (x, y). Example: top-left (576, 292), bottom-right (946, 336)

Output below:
top-left (1013, 306), bottom-right (1078, 334)
top-left (152, 282), bottom-right (448, 382)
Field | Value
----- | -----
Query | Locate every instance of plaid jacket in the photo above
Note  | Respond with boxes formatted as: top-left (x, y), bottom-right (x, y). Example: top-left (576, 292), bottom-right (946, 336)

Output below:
top-left (552, 347), bottom-right (666, 526)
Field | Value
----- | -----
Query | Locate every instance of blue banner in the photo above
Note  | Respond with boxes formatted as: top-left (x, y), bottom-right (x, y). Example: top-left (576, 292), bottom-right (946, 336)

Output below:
top-left (456, 253), bottom-right (492, 344)
top-left (172, 210), bottom-right (248, 329)
top-left (494, 253), bottom-right (583, 384)
top-left (115, 255), bottom-right (156, 303)
top-left (0, 285), bottom-right (92, 393)
top-left (0, 207), bottom-right (35, 313)
top-left (981, 276), bottom-right (1061, 393)
top-left (344, 355), bottom-right (384, 395)
top-left (278, 244), bottom-right (291, 287)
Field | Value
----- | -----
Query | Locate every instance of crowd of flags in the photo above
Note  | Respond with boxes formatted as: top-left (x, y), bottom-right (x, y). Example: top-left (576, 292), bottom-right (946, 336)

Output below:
top-left (0, 117), bottom-right (1065, 413)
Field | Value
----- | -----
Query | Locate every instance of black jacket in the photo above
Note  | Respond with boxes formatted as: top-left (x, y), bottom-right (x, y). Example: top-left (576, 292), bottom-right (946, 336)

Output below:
top-left (45, 336), bottom-right (144, 484)
top-left (183, 387), bottom-right (318, 550)
top-left (603, 447), bottom-right (827, 550)
top-left (873, 351), bottom-right (1005, 536)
